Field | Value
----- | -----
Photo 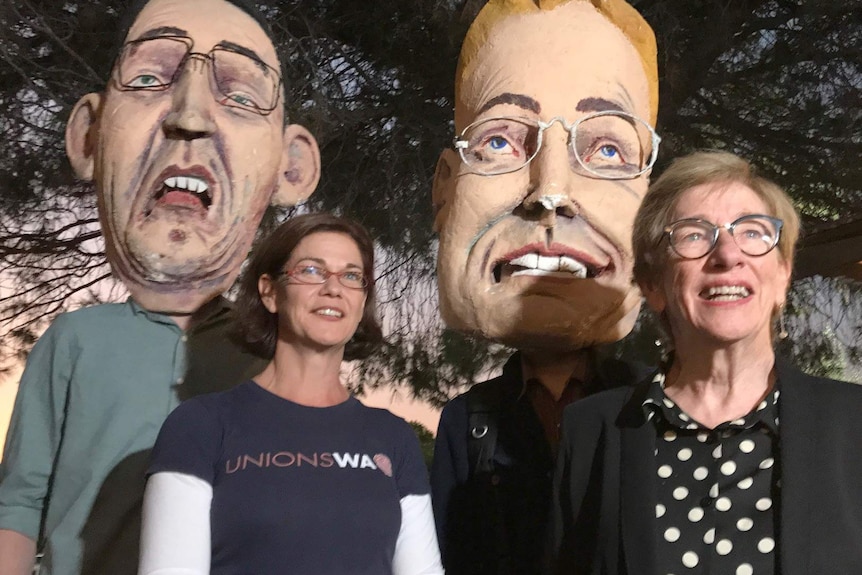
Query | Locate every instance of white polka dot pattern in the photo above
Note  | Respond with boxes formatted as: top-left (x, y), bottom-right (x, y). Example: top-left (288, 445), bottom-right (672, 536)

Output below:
top-left (644, 379), bottom-right (780, 574)
top-left (682, 551), bottom-right (699, 567)
top-left (716, 539), bottom-right (733, 555)
top-left (758, 537), bottom-right (775, 553)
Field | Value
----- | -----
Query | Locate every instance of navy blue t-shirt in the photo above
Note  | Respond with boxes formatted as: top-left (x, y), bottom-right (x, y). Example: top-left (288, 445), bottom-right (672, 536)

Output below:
top-left (149, 381), bottom-right (430, 575)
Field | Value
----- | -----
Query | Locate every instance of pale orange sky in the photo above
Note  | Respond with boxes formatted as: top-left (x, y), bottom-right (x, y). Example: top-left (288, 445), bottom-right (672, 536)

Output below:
top-left (360, 386), bottom-right (442, 433)
top-left (0, 367), bottom-right (22, 459)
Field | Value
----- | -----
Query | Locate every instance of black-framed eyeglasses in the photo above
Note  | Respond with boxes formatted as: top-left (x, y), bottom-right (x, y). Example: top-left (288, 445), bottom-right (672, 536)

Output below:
top-left (115, 36), bottom-right (281, 115)
top-left (453, 111), bottom-right (661, 180)
top-left (280, 264), bottom-right (368, 290)
top-left (663, 214), bottom-right (784, 259)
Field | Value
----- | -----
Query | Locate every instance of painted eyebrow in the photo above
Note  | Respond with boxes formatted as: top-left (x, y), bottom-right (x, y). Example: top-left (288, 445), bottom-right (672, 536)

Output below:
top-left (476, 93), bottom-right (541, 116)
top-left (575, 97), bottom-right (626, 114)
top-left (477, 94), bottom-right (628, 118)
top-left (217, 40), bottom-right (270, 70)
top-left (130, 30), bottom-right (271, 70)
top-left (133, 26), bottom-right (188, 41)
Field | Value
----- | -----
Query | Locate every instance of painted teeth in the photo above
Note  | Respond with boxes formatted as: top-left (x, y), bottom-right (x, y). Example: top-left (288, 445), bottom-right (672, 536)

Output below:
top-left (706, 286), bottom-right (750, 299)
top-left (508, 253), bottom-right (588, 278)
top-left (164, 176), bottom-right (209, 194)
top-left (316, 308), bottom-right (342, 317)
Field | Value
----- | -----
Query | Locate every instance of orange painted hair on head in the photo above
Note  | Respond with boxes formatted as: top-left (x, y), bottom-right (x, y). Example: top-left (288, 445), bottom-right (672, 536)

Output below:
top-left (456, 0), bottom-right (658, 124)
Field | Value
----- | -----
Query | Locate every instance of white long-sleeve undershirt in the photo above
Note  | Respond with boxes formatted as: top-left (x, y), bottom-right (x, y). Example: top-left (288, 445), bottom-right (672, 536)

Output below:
top-left (138, 471), bottom-right (444, 575)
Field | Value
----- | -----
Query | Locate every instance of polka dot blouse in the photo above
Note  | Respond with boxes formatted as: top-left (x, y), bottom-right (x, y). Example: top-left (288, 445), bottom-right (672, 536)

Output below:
top-left (642, 371), bottom-right (780, 575)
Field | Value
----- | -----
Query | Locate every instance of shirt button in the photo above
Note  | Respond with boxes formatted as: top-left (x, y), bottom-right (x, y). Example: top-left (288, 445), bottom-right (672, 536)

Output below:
top-left (176, 377), bottom-right (184, 385)
top-left (181, 335), bottom-right (188, 342)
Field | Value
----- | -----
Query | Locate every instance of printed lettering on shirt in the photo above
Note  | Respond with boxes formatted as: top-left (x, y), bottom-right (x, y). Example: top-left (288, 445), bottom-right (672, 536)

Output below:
top-left (226, 451), bottom-right (393, 477)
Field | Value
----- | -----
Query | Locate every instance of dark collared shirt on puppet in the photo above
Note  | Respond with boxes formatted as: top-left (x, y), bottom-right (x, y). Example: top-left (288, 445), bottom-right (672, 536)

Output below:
top-left (526, 375), bottom-right (585, 454)
top-left (642, 372), bottom-right (780, 575)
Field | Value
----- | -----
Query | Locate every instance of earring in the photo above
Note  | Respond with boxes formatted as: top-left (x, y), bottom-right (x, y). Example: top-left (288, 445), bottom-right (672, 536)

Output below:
top-left (777, 304), bottom-right (789, 340)
top-left (654, 337), bottom-right (673, 364)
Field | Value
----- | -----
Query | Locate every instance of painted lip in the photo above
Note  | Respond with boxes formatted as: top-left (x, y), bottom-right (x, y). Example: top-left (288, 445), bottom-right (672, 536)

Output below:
top-left (492, 241), bottom-right (610, 282)
top-left (144, 164), bottom-right (218, 218)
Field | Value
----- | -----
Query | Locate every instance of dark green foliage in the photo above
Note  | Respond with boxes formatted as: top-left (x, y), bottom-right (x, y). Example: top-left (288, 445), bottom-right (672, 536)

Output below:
top-left (1, 0), bottom-right (860, 386)
top-left (409, 420), bottom-right (436, 469)
top-left (777, 276), bottom-right (862, 382)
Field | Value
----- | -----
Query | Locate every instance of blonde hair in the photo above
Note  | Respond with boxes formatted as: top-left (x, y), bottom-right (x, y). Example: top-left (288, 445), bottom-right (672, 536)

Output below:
top-left (456, 0), bottom-right (659, 124)
top-left (632, 150), bottom-right (801, 286)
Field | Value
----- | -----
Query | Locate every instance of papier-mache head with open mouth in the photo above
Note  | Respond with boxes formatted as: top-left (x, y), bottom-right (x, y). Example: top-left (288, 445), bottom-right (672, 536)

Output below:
top-left (65, 0), bottom-right (321, 314)
top-left (433, 0), bottom-right (659, 350)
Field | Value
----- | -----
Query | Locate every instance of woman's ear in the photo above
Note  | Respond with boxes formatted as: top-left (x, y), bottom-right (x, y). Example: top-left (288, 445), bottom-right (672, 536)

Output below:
top-left (258, 274), bottom-right (278, 314)
top-left (638, 278), bottom-right (667, 315)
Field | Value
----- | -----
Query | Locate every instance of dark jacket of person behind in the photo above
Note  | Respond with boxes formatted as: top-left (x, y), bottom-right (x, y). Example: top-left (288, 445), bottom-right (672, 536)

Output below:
top-left (433, 352), bottom-right (644, 574)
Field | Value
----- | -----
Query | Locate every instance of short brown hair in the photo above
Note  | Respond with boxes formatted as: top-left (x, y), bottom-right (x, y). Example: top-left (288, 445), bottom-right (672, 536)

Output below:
top-left (234, 212), bottom-right (383, 360)
top-left (633, 150), bottom-right (801, 286)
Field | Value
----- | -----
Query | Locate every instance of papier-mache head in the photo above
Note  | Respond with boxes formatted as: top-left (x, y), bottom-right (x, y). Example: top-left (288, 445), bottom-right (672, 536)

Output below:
top-left (433, 0), bottom-right (659, 351)
top-left (65, 0), bottom-right (321, 314)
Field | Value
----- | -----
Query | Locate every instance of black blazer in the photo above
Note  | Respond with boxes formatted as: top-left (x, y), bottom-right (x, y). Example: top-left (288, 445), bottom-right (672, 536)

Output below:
top-left (552, 358), bottom-right (862, 575)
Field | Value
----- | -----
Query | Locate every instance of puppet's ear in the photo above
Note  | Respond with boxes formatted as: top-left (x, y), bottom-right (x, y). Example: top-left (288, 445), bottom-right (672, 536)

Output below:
top-left (66, 93), bottom-right (103, 181)
top-left (271, 124), bottom-right (321, 206)
top-left (432, 149), bottom-right (460, 233)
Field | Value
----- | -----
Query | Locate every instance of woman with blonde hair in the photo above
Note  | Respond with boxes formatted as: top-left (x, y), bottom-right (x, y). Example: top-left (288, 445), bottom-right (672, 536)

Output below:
top-left (552, 151), bottom-right (862, 574)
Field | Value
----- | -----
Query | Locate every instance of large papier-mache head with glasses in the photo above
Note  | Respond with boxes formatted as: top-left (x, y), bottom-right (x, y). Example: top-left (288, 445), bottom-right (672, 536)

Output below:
top-left (65, 0), bottom-right (321, 314)
top-left (433, 0), bottom-right (660, 350)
